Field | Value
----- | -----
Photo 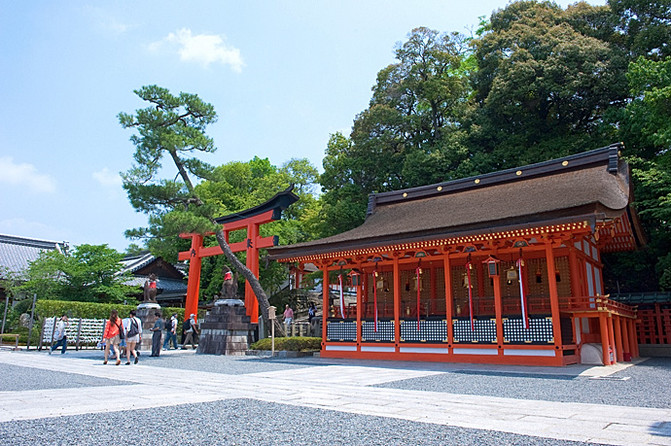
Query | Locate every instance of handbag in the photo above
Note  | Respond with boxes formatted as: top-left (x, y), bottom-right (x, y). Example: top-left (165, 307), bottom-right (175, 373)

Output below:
top-left (117, 322), bottom-right (126, 340)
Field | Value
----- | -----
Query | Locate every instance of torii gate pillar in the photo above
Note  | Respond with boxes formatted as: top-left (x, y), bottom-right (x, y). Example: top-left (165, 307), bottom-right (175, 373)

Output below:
top-left (178, 187), bottom-right (298, 324)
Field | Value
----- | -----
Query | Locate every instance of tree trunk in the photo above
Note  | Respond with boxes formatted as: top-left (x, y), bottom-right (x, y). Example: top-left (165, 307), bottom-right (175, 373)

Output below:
top-left (214, 230), bottom-right (286, 337)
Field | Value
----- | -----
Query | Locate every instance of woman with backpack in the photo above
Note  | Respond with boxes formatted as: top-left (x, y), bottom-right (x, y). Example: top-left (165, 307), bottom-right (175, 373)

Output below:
top-left (123, 310), bottom-right (142, 365)
top-left (102, 309), bottom-right (124, 365)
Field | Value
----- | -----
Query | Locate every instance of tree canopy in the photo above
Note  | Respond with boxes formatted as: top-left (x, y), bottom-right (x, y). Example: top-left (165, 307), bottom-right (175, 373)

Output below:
top-left (4, 244), bottom-right (133, 304)
top-left (119, 86), bottom-right (321, 331)
top-left (316, 0), bottom-right (671, 292)
top-left (120, 1), bottom-right (671, 295)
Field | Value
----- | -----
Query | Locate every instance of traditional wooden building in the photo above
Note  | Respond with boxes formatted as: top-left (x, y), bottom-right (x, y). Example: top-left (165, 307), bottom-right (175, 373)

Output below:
top-left (120, 252), bottom-right (187, 307)
top-left (269, 144), bottom-right (644, 366)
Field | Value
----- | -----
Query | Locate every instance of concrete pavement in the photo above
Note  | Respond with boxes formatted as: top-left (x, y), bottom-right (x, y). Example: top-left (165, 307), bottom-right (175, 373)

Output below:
top-left (0, 350), bottom-right (670, 445)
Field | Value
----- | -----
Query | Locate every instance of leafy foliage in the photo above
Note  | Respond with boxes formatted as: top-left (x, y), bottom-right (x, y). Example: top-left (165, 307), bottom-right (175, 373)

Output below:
top-left (468, 1), bottom-right (627, 171)
top-left (314, 1), bottom-right (671, 292)
top-left (319, 28), bottom-right (474, 234)
top-left (6, 245), bottom-right (134, 303)
top-left (194, 157), bottom-right (321, 302)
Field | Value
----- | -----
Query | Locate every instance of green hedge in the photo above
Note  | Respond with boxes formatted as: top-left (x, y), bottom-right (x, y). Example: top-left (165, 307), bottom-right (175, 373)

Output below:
top-left (250, 337), bottom-right (321, 352)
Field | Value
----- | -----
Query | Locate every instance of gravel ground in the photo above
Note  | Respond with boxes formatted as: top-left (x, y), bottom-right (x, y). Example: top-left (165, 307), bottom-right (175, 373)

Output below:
top-left (0, 363), bottom-right (130, 392)
top-left (375, 357), bottom-right (671, 409)
top-left (129, 351), bottom-right (322, 375)
top-left (0, 398), bottom-right (606, 446)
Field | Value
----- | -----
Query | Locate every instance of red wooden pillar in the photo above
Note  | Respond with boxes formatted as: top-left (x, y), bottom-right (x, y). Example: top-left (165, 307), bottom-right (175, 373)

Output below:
top-left (493, 271), bottom-right (504, 357)
top-left (655, 303), bottom-right (663, 344)
top-left (621, 315), bottom-right (631, 361)
top-left (430, 265), bottom-right (438, 314)
top-left (356, 264), bottom-right (362, 348)
top-left (628, 318), bottom-right (639, 358)
top-left (362, 268), bottom-right (368, 319)
top-left (184, 234), bottom-right (204, 321)
top-left (393, 256), bottom-right (400, 350)
top-left (322, 266), bottom-right (329, 345)
top-left (568, 247), bottom-right (582, 297)
top-left (245, 223), bottom-right (260, 323)
top-left (443, 254), bottom-right (453, 347)
top-left (599, 313), bottom-right (611, 365)
top-left (614, 316), bottom-right (624, 363)
top-left (607, 315), bottom-right (616, 364)
top-left (545, 243), bottom-right (563, 352)
top-left (477, 261), bottom-right (485, 312)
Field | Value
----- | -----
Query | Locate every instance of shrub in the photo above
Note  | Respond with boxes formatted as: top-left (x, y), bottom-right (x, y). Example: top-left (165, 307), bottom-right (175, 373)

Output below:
top-left (250, 336), bottom-right (321, 351)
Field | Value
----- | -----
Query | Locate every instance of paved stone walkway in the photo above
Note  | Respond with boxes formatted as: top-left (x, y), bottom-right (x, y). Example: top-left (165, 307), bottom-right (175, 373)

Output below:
top-left (1, 351), bottom-right (670, 445)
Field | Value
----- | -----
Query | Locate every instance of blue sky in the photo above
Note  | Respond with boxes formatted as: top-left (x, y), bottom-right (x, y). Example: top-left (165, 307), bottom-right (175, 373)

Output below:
top-left (0, 1), bottom-right (605, 252)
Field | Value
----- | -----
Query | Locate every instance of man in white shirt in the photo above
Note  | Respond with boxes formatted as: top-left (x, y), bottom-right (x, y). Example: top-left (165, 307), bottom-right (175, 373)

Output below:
top-left (181, 313), bottom-right (199, 350)
top-left (163, 314), bottom-right (178, 350)
top-left (49, 315), bottom-right (69, 354)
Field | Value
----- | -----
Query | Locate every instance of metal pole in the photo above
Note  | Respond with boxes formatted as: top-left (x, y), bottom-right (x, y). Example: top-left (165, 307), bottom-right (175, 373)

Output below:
top-left (271, 319), bottom-right (275, 357)
top-left (26, 293), bottom-right (37, 350)
top-left (1, 293), bottom-right (9, 335)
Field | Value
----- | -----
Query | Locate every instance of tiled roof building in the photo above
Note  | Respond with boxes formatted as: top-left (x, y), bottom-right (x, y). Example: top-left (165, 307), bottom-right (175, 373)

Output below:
top-left (0, 234), bottom-right (69, 279)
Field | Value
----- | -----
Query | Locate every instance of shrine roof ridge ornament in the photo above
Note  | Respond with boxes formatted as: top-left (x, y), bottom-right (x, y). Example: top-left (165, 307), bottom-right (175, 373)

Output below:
top-left (367, 143), bottom-right (623, 216)
top-left (214, 185), bottom-right (299, 224)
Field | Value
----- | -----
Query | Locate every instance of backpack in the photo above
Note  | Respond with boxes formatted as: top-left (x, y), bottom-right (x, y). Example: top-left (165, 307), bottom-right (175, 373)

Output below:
top-left (183, 319), bottom-right (191, 332)
top-left (127, 318), bottom-right (140, 338)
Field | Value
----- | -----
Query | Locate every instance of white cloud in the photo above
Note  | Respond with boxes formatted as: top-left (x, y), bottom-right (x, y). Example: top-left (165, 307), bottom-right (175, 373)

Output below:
top-left (0, 157), bottom-right (56, 193)
top-left (0, 218), bottom-right (67, 242)
top-left (83, 6), bottom-right (134, 36)
top-left (151, 28), bottom-right (245, 72)
top-left (93, 168), bottom-right (124, 200)
top-left (92, 168), bottom-right (122, 188)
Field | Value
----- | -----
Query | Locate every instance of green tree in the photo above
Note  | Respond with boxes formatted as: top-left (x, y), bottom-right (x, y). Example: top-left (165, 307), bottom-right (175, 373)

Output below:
top-left (319, 28), bottom-right (473, 234)
top-left (468, 1), bottom-right (628, 171)
top-left (615, 56), bottom-right (671, 290)
top-left (119, 86), bottom-right (318, 333)
top-left (10, 244), bottom-right (133, 303)
top-left (609, 0), bottom-right (671, 59)
top-left (195, 156), bottom-right (321, 302)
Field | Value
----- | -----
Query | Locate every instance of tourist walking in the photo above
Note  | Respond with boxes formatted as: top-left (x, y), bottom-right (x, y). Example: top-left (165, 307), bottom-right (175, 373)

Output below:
top-left (283, 304), bottom-right (294, 334)
top-left (49, 314), bottom-right (69, 354)
top-left (150, 312), bottom-right (164, 357)
top-left (102, 310), bottom-right (124, 365)
top-left (163, 313), bottom-right (178, 350)
top-left (308, 302), bottom-right (317, 336)
top-left (181, 313), bottom-right (199, 350)
top-left (124, 310), bottom-right (142, 365)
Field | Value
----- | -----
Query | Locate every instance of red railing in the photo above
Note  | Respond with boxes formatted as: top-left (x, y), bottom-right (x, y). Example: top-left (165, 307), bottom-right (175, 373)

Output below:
top-left (334, 295), bottom-right (637, 320)
top-left (637, 304), bottom-right (671, 344)
top-left (559, 296), bottom-right (637, 318)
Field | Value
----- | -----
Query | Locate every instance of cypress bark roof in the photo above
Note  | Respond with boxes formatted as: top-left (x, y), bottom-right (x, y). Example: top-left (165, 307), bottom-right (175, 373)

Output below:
top-left (269, 143), bottom-right (639, 261)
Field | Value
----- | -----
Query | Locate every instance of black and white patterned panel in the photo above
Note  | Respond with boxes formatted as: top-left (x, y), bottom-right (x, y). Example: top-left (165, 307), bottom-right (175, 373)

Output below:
top-left (326, 320), bottom-right (357, 342)
top-left (452, 318), bottom-right (497, 343)
top-left (503, 317), bottom-right (554, 344)
top-left (361, 320), bottom-right (395, 342)
top-left (400, 319), bottom-right (447, 343)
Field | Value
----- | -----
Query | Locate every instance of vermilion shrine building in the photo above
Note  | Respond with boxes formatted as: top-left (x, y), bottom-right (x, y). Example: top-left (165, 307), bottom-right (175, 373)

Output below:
top-left (269, 144), bottom-right (644, 366)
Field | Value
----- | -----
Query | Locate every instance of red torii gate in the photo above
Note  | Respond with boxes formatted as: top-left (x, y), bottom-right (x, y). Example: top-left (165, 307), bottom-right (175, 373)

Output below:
top-left (178, 187), bottom-right (298, 323)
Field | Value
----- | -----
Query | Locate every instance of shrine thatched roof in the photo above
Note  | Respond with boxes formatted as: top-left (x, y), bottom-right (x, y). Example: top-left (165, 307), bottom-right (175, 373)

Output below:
top-left (269, 143), bottom-right (642, 261)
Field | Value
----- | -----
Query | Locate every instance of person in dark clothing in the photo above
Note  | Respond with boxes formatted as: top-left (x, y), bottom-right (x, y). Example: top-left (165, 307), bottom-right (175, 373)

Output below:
top-left (150, 312), bottom-right (164, 357)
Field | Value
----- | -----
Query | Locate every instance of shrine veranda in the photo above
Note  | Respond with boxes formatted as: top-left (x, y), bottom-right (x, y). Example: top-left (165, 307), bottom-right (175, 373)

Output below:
top-left (268, 144), bottom-right (644, 367)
